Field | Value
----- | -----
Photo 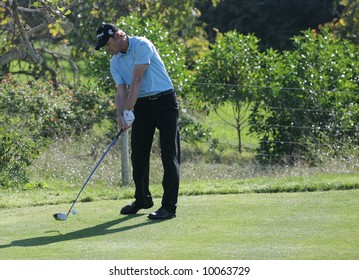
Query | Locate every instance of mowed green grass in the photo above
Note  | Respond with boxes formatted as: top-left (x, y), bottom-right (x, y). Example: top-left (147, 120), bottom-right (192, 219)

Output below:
top-left (1, 190), bottom-right (358, 260)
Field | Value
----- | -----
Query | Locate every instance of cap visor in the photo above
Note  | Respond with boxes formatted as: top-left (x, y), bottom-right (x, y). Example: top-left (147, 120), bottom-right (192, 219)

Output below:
top-left (95, 40), bottom-right (107, 50)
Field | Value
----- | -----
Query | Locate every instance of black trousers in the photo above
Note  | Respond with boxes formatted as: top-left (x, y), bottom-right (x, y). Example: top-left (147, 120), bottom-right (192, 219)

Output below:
top-left (131, 91), bottom-right (180, 213)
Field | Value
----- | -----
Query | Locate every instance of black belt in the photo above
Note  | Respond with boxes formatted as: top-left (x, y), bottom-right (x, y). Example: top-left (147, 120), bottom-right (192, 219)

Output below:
top-left (139, 89), bottom-right (174, 101)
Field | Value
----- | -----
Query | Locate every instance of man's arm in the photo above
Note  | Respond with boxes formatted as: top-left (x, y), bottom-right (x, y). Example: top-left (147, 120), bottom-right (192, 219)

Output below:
top-left (116, 83), bottom-right (128, 130)
top-left (116, 64), bottom-right (148, 130)
top-left (125, 64), bottom-right (148, 110)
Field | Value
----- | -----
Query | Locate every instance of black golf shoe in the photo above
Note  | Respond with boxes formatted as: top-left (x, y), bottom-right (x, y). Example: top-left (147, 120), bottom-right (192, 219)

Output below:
top-left (120, 201), bottom-right (154, 215)
top-left (148, 208), bottom-right (176, 220)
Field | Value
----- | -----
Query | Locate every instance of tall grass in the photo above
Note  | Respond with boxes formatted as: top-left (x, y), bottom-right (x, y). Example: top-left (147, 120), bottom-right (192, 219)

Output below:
top-left (28, 129), bottom-right (358, 189)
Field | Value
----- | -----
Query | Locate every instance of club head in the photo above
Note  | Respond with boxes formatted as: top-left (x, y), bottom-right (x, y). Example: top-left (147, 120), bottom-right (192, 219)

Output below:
top-left (53, 213), bottom-right (68, 221)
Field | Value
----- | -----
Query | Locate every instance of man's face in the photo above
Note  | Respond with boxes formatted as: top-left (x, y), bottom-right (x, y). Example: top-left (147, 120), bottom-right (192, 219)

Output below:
top-left (104, 34), bottom-right (127, 54)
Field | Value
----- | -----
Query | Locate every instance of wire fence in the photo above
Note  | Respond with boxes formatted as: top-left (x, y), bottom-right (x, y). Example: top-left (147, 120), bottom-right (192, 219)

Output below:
top-left (1, 80), bottom-right (358, 166)
top-left (189, 82), bottom-right (358, 166)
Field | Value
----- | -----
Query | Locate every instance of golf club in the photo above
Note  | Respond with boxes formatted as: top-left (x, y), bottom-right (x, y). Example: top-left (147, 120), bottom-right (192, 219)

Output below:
top-left (53, 129), bottom-right (124, 221)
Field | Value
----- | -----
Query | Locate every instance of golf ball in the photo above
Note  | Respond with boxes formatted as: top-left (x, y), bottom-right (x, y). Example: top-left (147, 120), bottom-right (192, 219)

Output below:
top-left (72, 209), bottom-right (78, 215)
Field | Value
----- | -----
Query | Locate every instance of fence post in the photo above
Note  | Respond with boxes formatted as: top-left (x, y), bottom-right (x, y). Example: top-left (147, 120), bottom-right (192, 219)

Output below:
top-left (120, 130), bottom-right (130, 186)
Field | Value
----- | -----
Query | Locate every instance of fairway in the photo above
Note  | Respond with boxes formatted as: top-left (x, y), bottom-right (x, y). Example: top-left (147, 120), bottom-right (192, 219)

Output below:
top-left (0, 190), bottom-right (358, 260)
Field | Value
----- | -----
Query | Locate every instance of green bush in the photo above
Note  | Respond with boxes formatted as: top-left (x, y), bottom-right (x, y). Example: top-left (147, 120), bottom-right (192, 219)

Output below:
top-left (0, 75), bottom-right (114, 188)
top-left (249, 29), bottom-right (359, 164)
top-left (0, 127), bottom-right (45, 188)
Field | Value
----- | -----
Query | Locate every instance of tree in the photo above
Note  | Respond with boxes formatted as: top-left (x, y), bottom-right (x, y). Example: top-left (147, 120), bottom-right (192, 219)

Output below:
top-left (249, 29), bottom-right (359, 164)
top-left (193, 31), bottom-right (265, 153)
top-left (1, 0), bottom-right (217, 85)
top-left (0, 0), bottom-right (73, 84)
top-left (324, 0), bottom-right (359, 44)
top-left (137, 0), bottom-right (220, 69)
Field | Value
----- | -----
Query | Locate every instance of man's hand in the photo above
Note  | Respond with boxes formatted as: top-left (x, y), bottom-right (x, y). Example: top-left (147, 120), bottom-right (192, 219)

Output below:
top-left (123, 110), bottom-right (135, 127)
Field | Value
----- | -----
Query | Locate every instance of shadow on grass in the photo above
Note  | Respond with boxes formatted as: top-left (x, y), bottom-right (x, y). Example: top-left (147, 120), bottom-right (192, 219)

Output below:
top-left (0, 215), bottom-right (164, 249)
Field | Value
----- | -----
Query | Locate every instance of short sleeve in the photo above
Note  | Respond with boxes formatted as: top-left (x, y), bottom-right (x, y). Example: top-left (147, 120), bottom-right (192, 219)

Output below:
top-left (133, 40), bottom-right (153, 65)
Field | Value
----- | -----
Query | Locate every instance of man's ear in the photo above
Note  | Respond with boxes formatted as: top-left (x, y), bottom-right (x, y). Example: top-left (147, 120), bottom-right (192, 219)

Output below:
top-left (112, 32), bottom-right (120, 40)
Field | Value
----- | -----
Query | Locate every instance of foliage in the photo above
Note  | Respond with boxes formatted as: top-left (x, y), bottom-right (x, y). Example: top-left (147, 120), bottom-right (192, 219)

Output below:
top-left (323, 0), bottom-right (359, 45)
top-left (0, 126), bottom-right (45, 188)
top-left (1, 0), bottom-right (213, 85)
top-left (179, 112), bottom-right (213, 144)
top-left (1, 1), bottom-right (358, 188)
top-left (139, 0), bottom-right (202, 38)
top-left (0, 75), bottom-right (111, 138)
top-left (1, 0), bottom-right (357, 87)
top-left (0, 0), bottom-right (73, 83)
top-left (249, 29), bottom-right (359, 164)
top-left (0, 74), bottom-right (114, 188)
top-left (137, 0), bottom-right (212, 69)
top-left (193, 31), bottom-right (265, 152)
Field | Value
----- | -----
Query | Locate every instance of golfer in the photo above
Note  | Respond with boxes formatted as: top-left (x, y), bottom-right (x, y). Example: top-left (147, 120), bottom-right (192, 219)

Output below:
top-left (95, 23), bottom-right (180, 220)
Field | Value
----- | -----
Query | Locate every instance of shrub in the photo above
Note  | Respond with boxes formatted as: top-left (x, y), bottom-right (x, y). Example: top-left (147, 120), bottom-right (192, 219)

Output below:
top-left (249, 29), bottom-right (359, 164)
top-left (0, 126), bottom-right (46, 188)
top-left (0, 75), bottom-right (114, 188)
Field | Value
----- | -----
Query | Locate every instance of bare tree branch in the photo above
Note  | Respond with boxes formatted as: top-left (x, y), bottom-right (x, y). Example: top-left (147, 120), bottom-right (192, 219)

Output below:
top-left (40, 47), bottom-right (79, 73)
top-left (0, 49), bottom-right (22, 66)
top-left (28, 2), bottom-right (73, 37)
top-left (10, 0), bottom-right (43, 64)
top-left (17, 6), bottom-right (43, 13)
top-left (0, 1), bottom-right (73, 68)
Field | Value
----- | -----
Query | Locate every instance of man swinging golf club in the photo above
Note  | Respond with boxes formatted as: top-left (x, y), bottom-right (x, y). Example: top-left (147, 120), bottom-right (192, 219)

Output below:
top-left (95, 23), bottom-right (180, 220)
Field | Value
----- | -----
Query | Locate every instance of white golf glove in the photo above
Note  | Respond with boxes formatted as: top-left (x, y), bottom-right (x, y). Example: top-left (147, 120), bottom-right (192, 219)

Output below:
top-left (123, 110), bottom-right (135, 127)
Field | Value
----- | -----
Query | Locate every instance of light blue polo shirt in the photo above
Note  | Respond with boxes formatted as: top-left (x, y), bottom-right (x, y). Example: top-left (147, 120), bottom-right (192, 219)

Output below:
top-left (110, 36), bottom-right (173, 98)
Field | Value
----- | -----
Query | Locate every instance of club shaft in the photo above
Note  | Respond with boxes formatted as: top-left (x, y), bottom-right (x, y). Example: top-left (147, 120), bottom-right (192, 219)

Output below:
top-left (66, 130), bottom-right (123, 215)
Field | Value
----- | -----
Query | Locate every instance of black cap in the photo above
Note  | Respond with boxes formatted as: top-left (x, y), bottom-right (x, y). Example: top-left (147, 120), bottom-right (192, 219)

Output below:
top-left (95, 23), bottom-right (119, 50)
